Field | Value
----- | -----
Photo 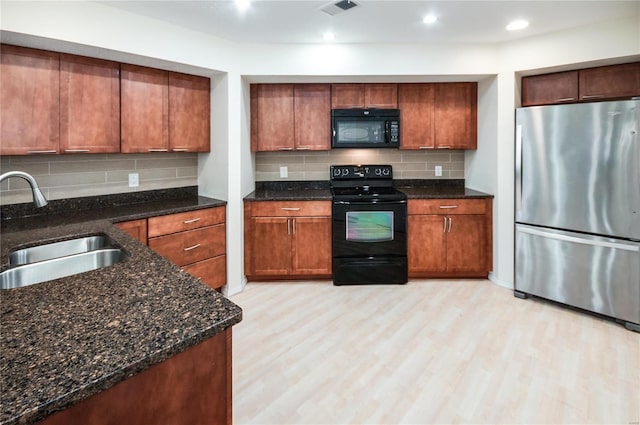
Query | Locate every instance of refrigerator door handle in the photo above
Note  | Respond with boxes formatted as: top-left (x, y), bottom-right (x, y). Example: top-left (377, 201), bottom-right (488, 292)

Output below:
top-left (515, 124), bottom-right (523, 215)
top-left (517, 226), bottom-right (640, 252)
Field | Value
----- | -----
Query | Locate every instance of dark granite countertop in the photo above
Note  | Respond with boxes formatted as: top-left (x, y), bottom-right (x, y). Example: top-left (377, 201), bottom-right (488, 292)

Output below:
top-left (243, 180), bottom-right (492, 201)
top-left (0, 188), bottom-right (242, 425)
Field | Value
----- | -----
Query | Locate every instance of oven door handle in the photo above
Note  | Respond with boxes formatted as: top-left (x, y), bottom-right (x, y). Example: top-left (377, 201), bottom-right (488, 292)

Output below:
top-left (334, 200), bottom-right (407, 205)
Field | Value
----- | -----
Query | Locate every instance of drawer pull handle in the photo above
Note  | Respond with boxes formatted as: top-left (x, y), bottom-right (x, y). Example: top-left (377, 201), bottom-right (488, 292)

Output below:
top-left (183, 218), bottom-right (201, 224)
top-left (27, 150), bottom-right (56, 154)
top-left (278, 147), bottom-right (294, 151)
top-left (439, 205), bottom-right (458, 209)
top-left (581, 94), bottom-right (604, 99)
top-left (148, 148), bottom-right (169, 152)
top-left (184, 243), bottom-right (201, 251)
top-left (281, 207), bottom-right (301, 211)
top-left (172, 148), bottom-right (190, 152)
top-left (63, 149), bottom-right (90, 153)
top-left (418, 146), bottom-right (434, 149)
top-left (556, 97), bottom-right (575, 102)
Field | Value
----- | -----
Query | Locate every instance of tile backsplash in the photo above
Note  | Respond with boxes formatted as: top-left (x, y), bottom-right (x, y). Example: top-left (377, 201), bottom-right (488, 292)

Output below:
top-left (0, 153), bottom-right (197, 205)
top-left (255, 149), bottom-right (465, 181)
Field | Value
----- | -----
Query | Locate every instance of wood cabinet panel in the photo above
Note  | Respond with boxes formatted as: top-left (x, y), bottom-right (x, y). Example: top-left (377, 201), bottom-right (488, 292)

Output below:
top-left (408, 198), bottom-right (491, 278)
top-left (521, 71), bottom-right (579, 106)
top-left (59, 54), bottom-right (120, 154)
top-left (408, 215), bottom-right (447, 274)
top-left (291, 217), bottom-right (332, 275)
top-left (115, 219), bottom-right (148, 245)
top-left (149, 224), bottom-right (225, 267)
top-left (0, 45), bottom-right (60, 155)
top-left (252, 84), bottom-right (295, 151)
top-left (120, 64), bottom-right (169, 153)
top-left (183, 255), bottom-right (226, 290)
top-left (37, 329), bottom-right (232, 425)
top-left (294, 84), bottom-right (331, 150)
top-left (248, 201), bottom-right (331, 217)
top-left (435, 83), bottom-right (477, 149)
top-left (249, 217), bottom-right (292, 276)
top-left (579, 62), bottom-right (640, 101)
top-left (169, 72), bottom-right (210, 152)
top-left (398, 83), bottom-right (435, 150)
top-left (446, 215), bottom-right (488, 273)
top-left (407, 199), bottom-right (488, 215)
top-left (331, 83), bottom-right (398, 108)
top-left (148, 207), bottom-right (225, 238)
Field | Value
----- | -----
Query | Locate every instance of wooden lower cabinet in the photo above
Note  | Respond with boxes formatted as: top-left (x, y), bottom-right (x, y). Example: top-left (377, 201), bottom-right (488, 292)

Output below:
top-left (244, 201), bottom-right (332, 280)
top-left (408, 198), bottom-right (492, 278)
top-left (37, 329), bottom-right (232, 425)
top-left (115, 219), bottom-right (148, 244)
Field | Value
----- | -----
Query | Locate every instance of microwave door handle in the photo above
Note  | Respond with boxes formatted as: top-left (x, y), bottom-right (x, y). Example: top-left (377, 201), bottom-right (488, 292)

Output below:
top-left (385, 120), bottom-right (390, 144)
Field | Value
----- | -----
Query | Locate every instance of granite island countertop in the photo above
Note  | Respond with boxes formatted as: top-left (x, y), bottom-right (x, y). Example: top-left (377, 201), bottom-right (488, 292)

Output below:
top-left (0, 188), bottom-right (242, 425)
top-left (244, 180), bottom-right (493, 201)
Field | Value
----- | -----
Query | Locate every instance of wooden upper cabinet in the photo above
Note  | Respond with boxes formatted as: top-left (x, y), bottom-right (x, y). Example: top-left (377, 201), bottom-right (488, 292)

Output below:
top-left (251, 84), bottom-right (295, 151)
top-left (579, 62), bottom-right (640, 101)
top-left (521, 71), bottom-right (579, 106)
top-left (121, 64), bottom-right (169, 153)
top-left (60, 54), bottom-right (120, 154)
top-left (293, 84), bottom-right (331, 150)
top-left (0, 45), bottom-right (60, 155)
top-left (331, 83), bottom-right (398, 108)
top-left (398, 83), bottom-right (435, 150)
top-left (435, 83), bottom-right (477, 149)
top-left (169, 72), bottom-right (210, 152)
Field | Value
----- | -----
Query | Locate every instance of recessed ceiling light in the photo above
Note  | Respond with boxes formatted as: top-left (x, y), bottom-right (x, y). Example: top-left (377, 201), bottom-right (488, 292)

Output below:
top-left (506, 20), bottom-right (529, 31)
top-left (423, 15), bottom-right (438, 24)
top-left (235, 0), bottom-right (251, 11)
top-left (323, 32), bottom-right (336, 41)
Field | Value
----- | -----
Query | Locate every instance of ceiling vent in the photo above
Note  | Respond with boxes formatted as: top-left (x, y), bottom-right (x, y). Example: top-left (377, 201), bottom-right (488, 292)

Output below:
top-left (320, 0), bottom-right (360, 16)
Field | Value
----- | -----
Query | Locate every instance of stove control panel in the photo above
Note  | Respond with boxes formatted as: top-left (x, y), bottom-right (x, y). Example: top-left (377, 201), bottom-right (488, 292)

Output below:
top-left (330, 165), bottom-right (393, 180)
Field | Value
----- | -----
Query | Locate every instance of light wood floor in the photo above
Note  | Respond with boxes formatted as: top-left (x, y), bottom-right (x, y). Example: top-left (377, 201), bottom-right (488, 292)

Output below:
top-left (231, 280), bottom-right (640, 424)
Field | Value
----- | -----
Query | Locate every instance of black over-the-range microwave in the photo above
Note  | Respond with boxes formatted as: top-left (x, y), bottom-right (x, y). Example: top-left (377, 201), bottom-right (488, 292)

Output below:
top-left (331, 109), bottom-right (400, 148)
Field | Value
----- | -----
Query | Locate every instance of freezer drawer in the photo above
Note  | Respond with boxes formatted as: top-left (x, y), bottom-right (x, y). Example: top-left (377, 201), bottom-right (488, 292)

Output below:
top-left (515, 224), bottom-right (640, 325)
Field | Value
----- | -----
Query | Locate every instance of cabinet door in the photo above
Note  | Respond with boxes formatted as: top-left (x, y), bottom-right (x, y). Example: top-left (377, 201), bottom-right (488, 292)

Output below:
top-left (291, 217), bottom-right (332, 275)
top-left (60, 54), bottom-right (120, 154)
top-left (365, 83), bottom-right (398, 108)
top-left (0, 45), bottom-right (59, 155)
top-left (121, 64), bottom-right (169, 153)
top-left (249, 217), bottom-right (292, 275)
top-left (446, 214), bottom-right (487, 273)
top-left (579, 62), bottom-right (640, 101)
top-left (435, 83), bottom-right (477, 149)
top-left (331, 83), bottom-right (365, 108)
top-left (398, 83), bottom-right (435, 150)
top-left (252, 84), bottom-right (294, 151)
top-left (408, 215), bottom-right (447, 274)
top-left (115, 219), bottom-right (148, 245)
top-left (169, 72), bottom-right (210, 152)
top-left (294, 84), bottom-right (331, 150)
top-left (521, 71), bottom-right (578, 106)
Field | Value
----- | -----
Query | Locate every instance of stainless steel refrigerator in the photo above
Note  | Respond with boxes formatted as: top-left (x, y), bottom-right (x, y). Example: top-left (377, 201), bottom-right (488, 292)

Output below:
top-left (515, 100), bottom-right (640, 331)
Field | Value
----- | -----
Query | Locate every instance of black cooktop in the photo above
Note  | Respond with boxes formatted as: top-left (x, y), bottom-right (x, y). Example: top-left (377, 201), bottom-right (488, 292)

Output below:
top-left (330, 165), bottom-right (407, 202)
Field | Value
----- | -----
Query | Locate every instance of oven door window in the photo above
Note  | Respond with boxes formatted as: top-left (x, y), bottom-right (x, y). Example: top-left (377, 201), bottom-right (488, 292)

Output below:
top-left (346, 211), bottom-right (394, 242)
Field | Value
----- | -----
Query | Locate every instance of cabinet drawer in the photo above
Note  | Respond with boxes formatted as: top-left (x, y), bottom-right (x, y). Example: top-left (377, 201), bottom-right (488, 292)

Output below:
top-left (408, 199), bottom-right (488, 215)
top-left (148, 207), bottom-right (225, 237)
top-left (148, 224), bottom-right (225, 266)
top-left (183, 255), bottom-right (226, 290)
top-left (248, 201), bottom-right (331, 217)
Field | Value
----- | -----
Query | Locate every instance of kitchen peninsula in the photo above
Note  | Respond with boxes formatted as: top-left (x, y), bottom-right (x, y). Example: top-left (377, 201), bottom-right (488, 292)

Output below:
top-left (0, 187), bottom-right (242, 425)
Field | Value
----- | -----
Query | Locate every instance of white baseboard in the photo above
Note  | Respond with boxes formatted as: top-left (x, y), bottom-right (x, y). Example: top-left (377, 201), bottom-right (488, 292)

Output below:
top-left (224, 276), bottom-right (247, 297)
top-left (488, 272), bottom-right (513, 290)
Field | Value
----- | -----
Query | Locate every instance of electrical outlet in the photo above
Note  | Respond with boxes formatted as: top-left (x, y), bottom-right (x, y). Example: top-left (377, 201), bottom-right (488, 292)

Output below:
top-left (128, 173), bottom-right (139, 188)
top-left (435, 165), bottom-right (443, 177)
top-left (280, 166), bottom-right (288, 178)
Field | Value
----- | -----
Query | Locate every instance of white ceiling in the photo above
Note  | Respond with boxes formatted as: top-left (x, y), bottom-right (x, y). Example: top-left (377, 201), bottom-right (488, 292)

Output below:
top-left (100, 0), bottom-right (638, 45)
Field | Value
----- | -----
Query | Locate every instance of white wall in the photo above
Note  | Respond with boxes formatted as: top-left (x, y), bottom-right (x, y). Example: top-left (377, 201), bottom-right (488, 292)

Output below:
top-left (2, 1), bottom-right (639, 295)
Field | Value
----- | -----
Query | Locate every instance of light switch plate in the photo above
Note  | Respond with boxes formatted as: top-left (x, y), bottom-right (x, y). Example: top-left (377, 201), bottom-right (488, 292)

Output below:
top-left (435, 165), bottom-right (442, 177)
top-left (128, 173), bottom-right (139, 187)
top-left (280, 166), bottom-right (288, 178)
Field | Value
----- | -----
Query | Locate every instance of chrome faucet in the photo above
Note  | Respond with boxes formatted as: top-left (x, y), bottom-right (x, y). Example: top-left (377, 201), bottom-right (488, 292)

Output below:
top-left (0, 171), bottom-right (48, 207)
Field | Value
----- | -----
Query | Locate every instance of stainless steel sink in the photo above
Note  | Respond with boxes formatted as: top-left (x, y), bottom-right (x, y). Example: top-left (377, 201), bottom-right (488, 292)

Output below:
top-left (1, 235), bottom-right (127, 290)
top-left (9, 235), bottom-right (115, 265)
